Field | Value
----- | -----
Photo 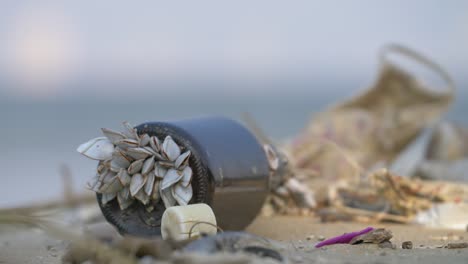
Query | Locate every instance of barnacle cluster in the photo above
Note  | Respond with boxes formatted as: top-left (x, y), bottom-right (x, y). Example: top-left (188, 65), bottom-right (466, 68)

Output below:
top-left (77, 122), bottom-right (193, 211)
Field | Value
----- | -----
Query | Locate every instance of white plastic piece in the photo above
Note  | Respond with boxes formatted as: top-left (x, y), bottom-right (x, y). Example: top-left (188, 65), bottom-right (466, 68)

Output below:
top-left (161, 203), bottom-right (217, 241)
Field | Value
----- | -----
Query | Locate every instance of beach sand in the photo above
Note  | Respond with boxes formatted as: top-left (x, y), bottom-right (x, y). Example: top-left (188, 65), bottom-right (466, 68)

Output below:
top-left (1, 214), bottom-right (467, 264)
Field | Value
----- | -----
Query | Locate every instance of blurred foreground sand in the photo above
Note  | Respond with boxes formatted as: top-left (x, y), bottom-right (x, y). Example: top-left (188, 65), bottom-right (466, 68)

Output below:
top-left (1, 215), bottom-right (467, 264)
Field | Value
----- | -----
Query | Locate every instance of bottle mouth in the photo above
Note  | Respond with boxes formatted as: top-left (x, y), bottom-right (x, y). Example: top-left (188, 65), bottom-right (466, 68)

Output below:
top-left (95, 122), bottom-right (211, 237)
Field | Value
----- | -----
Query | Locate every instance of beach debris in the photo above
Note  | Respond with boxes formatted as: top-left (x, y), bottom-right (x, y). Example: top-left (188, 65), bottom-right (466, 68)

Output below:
top-left (402, 241), bottom-right (413, 249)
top-left (414, 203), bottom-right (468, 230)
top-left (77, 122), bottom-right (194, 211)
top-left (315, 227), bottom-right (374, 248)
top-left (378, 241), bottom-right (396, 249)
top-left (349, 228), bottom-right (393, 245)
top-left (183, 231), bottom-right (284, 263)
top-left (267, 45), bottom-right (462, 220)
top-left (161, 204), bottom-right (217, 241)
top-left (446, 242), bottom-right (468, 249)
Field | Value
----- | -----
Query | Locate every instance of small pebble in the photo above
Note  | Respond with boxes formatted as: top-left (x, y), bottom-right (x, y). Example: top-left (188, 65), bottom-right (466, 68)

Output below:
top-left (402, 241), bottom-right (413, 249)
top-left (317, 236), bottom-right (325, 241)
top-left (306, 235), bottom-right (315, 241)
top-left (378, 241), bottom-right (396, 249)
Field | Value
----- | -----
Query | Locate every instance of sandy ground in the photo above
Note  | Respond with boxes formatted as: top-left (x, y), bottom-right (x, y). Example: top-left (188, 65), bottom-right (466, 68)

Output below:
top-left (0, 215), bottom-right (467, 264)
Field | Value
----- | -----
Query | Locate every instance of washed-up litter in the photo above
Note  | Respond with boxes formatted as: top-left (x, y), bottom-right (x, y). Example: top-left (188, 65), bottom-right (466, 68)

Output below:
top-left (266, 44), bottom-right (468, 230)
top-left (314, 227), bottom-right (394, 248)
top-left (315, 227), bottom-right (373, 248)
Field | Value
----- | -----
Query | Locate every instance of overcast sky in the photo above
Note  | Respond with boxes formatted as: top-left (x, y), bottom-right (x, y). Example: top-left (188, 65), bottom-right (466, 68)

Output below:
top-left (0, 0), bottom-right (466, 100)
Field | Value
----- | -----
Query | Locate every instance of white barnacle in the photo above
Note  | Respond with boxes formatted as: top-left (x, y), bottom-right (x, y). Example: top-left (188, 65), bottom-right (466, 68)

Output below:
top-left (78, 122), bottom-right (195, 210)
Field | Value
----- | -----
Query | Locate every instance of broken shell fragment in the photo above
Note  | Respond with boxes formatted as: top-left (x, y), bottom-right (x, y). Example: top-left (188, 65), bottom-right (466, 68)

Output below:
top-left (172, 183), bottom-right (193, 206)
top-left (77, 137), bottom-right (114, 160)
top-left (162, 136), bottom-right (181, 161)
top-left (129, 173), bottom-right (146, 196)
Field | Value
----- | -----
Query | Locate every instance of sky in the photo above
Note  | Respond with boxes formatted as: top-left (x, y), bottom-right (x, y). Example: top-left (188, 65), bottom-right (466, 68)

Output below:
top-left (0, 0), bottom-right (467, 100)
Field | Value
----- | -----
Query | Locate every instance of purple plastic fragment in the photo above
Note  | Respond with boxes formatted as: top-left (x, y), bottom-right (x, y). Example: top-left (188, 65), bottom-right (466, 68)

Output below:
top-left (315, 227), bottom-right (374, 248)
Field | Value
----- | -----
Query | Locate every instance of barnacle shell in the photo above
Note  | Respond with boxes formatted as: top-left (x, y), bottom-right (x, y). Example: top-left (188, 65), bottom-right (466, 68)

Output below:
top-left (180, 166), bottom-right (192, 187)
top-left (162, 136), bottom-right (181, 161)
top-left (79, 122), bottom-right (195, 211)
top-left (127, 159), bottom-right (144, 175)
top-left (172, 183), bottom-right (193, 206)
top-left (175, 151), bottom-right (191, 169)
top-left (101, 128), bottom-right (125, 144)
top-left (126, 147), bottom-right (152, 160)
top-left (77, 137), bottom-right (114, 160)
top-left (161, 169), bottom-right (183, 190)
top-left (129, 173), bottom-right (146, 196)
top-left (141, 157), bottom-right (155, 175)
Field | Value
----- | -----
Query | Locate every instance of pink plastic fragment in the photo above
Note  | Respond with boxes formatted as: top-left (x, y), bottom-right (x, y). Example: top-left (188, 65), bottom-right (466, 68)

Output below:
top-left (315, 227), bottom-right (374, 248)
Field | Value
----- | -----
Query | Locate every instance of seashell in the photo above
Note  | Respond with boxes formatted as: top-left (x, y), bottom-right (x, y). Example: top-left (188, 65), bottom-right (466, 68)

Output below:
top-left (77, 137), bottom-right (114, 160)
top-left (125, 147), bottom-right (153, 160)
top-left (102, 192), bottom-right (117, 205)
top-left (97, 163), bottom-right (108, 175)
top-left (99, 175), bottom-right (123, 194)
top-left (143, 146), bottom-right (157, 155)
top-left (160, 188), bottom-right (177, 208)
top-left (172, 183), bottom-right (193, 206)
top-left (180, 166), bottom-right (192, 187)
top-left (101, 128), bottom-right (126, 144)
top-left (175, 151), bottom-right (191, 169)
top-left (117, 169), bottom-right (131, 186)
top-left (117, 188), bottom-right (133, 210)
top-left (87, 175), bottom-right (102, 192)
top-left (115, 138), bottom-right (139, 149)
top-left (129, 173), bottom-right (146, 196)
top-left (139, 133), bottom-right (151, 147)
top-left (127, 159), bottom-right (144, 175)
top-left (134, 189), bottom-right (150, 205)
top-left (150, 136), bottom-right (161, 152)
top-left (161, 169), bottom-right (183, 190)
top-left (141, 157), bottom-right (155, 175)
top-left (154, 162), bottom-right (168, 178)
top-left (158, 160), bottom-right (174, 167)
top-left (122, 121), bottom-right (138, 139)
top-left (145, 173), bottom-right (155, 196)
top-left (111, 150), bottom-right (131, 171)
top-left (152, 180), bottom-right (161, 200)
top-left (162, 136), bottom-right (181, 161)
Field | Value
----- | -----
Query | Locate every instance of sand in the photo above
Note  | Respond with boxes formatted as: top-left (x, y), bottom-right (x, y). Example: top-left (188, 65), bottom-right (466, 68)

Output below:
top-left (0, 215), bottom-right (467, 264)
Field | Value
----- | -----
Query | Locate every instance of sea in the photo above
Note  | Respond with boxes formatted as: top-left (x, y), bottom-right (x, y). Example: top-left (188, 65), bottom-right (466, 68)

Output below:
top-left (1, 84), bottom-right (466, 208)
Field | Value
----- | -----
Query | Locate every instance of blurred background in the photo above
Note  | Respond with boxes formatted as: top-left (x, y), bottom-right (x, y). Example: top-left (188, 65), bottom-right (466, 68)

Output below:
top-left (1, 0), bottom-right (467, 207)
